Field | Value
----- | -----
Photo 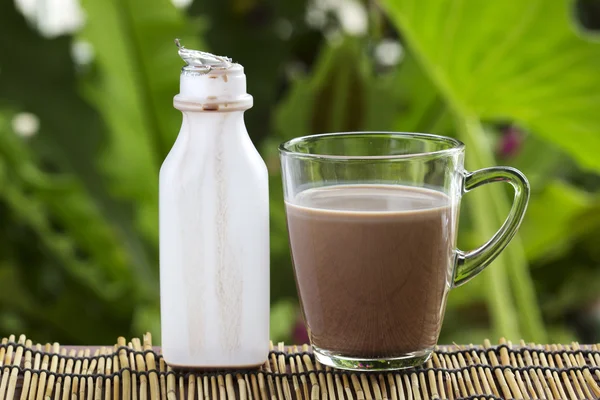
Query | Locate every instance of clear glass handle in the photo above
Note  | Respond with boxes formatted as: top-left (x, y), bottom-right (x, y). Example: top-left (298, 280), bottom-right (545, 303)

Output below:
top-left (453, 166), bottom-right (530, 287)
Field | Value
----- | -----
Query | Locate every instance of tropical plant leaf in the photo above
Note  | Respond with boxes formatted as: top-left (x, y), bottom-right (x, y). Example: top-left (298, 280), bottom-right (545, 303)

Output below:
top-left (521, 181), bottom-right (594, 261)
top-left (509, 135), bottom-right (570, 190)
top-left (376, 0), bottom-right (600, 341)
top-left (390, 52), bottom-right (446, 134)
top-left (78, 0), bottom-right (205, 241)
top-left (381, 0), bottom-right (600, 172)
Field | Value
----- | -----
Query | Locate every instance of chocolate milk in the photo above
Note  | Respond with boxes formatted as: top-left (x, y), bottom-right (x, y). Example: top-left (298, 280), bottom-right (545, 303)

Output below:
top-left (285, 184), bottom-right (455, 358)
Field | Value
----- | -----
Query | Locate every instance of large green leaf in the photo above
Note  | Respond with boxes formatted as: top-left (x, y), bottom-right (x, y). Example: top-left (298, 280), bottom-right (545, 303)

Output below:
top-left (390, 53), bottom-right (446, 134)
top-left (521, 181), bottom-right (594, 261)
top-left (509, 135), bottom-right (571, 190)
top-left (78, 0), bottom-right (204, 241)
top-left (381, 0), bottom-right (600, 172)
top-left (375, 0), bottom-right (600, 340)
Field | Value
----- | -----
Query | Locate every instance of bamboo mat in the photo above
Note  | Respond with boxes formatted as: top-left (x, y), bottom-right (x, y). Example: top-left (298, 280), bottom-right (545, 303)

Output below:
top-left (0, 334), bottom-right (599, 400)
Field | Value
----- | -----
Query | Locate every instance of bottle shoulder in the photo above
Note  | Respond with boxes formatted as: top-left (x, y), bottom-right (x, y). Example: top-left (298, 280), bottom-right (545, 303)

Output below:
top-left (160, 130), bottom-right (268, 185)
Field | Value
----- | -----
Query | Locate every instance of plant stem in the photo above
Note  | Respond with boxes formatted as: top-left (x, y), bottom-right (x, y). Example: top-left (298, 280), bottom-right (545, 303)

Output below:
top-left (489, 196), bottom-right (548, 341)
top-left (457, 117), bottom-right (520, 339)
top-left (460, 117), bottom-right (546, 341)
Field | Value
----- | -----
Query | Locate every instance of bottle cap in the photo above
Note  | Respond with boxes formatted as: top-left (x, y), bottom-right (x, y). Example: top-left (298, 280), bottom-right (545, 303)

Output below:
top-left (174, 39), bottom-right (252, 112)
top-left (175, 38), bottom-right (233, 73)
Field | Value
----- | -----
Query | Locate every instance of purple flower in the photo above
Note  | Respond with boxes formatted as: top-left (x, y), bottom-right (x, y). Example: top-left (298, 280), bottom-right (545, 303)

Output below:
top-left (497, 126), bottom-right (523, 159)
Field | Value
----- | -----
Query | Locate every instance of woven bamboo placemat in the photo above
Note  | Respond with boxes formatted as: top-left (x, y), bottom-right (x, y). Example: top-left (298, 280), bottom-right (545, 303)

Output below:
top-left (0, 334), bottom-right (599, 400)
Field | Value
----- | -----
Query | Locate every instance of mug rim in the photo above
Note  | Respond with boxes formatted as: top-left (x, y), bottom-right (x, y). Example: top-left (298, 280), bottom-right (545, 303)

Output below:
top-left (278, 131), bottom-right (465, 160)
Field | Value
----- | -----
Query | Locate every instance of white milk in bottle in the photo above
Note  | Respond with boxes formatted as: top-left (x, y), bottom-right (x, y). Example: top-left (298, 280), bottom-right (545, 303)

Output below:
top-left (159, 41), bottom-right (269, 368)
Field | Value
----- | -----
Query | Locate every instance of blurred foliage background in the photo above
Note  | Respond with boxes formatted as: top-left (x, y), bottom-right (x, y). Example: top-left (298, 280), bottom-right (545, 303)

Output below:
top-left (0, 0), bottom-right (599, 345)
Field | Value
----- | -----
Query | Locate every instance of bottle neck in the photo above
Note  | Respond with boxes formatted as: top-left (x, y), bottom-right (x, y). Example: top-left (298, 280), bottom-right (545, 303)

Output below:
top-left (174, 63), bottom-right (252, 112)
top-left (179, 110), bottom-right (248, 137)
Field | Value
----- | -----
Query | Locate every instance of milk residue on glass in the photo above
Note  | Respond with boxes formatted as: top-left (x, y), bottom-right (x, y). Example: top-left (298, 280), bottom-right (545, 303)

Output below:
top-left (159, 42), bottom-right (269, 368)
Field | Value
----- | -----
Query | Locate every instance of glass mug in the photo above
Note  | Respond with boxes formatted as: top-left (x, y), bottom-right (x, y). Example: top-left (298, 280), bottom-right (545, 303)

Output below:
top-left (279, 132), bottom-right (529, 371)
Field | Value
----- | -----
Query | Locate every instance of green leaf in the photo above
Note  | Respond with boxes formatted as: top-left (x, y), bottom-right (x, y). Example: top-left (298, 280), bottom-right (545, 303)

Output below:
top-left (509, 135), bottom-right (570, 190)
top-left (0, 0), bottom-right (104, 201)
top-left (380, 0), bottom-right (572, 341)
top-left (0, 111), bottom-right (145, 342)
top-left (546, 325), bottom-right (579, 345)
top-left (0, 0), bottom-right (158, 299)
top-left (270, 298), bottom-right (298, 343)
top-left (274, 38), bottom-right (405, 140)
top-left (78, 0), bottom-right (205, 241)
top-left (381, 0), bottom-right (600, 172)
top-left (543, 267), bottom-right (600, 318)
top-left (0, 113), bottom-right (135, 301)
top-left (0, 264), bottom-right (38, 319)
top-left (521, 181), bottom-right (594, 261)
top-left (390, 52), bottom-right (446, 134)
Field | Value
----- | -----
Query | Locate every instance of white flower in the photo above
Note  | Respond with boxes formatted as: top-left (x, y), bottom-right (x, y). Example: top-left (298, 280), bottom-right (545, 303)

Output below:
top-left (12, 112), bottom-right (40, 138)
